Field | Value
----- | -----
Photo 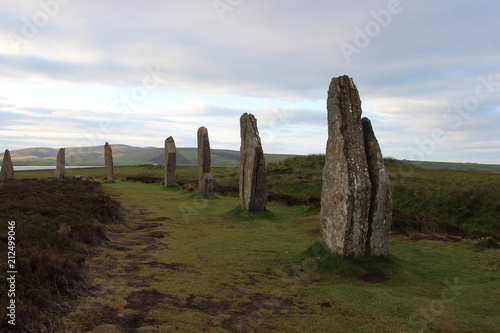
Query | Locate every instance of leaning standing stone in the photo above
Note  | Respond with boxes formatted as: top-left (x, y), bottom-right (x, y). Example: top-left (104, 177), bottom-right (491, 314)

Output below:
top-left (1, 149), bottom-right (14, 180)
top-left (104, 142), bottom-right (115, 182)
top-left (197, 127), bottom-right (213, 195)
top-left (164, 136), bottom-right (177, 186)
top-left (239, 113), bottom-right (267, 211)
top-left (320, 75), bottom-right (372, 257)
top-left (55, 148), bottom-right (65, 179)
top-left (362, 117), bottom-right (392, 256)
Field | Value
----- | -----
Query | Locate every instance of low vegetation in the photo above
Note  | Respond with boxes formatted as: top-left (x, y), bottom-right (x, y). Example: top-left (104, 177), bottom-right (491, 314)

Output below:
top-left (0, 179), bottom-right (122, 332)
top-left (268, 155), bottom-right (500, 242)
top-left (14, 156), bottom-right (500, 242)
top-left (406, 160), bottom-right (500, 172)
top-left (3, 155), bottom-right (499, 332)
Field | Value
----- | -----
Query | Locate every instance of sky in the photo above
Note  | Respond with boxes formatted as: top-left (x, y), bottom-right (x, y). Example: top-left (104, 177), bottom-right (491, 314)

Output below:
top-left (1, 0), bottom-right (499, 164)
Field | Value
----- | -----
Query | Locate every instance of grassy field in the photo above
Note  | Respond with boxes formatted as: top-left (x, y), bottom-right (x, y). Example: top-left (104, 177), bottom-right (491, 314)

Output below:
top-left (13, 157), bottom-right (500, 240)
top-left (2, 158), bottom-right (499, 332)
top-left (52, 181), bottom-right (498, 332)
top-left (406, 160), bottom-right (500, 173)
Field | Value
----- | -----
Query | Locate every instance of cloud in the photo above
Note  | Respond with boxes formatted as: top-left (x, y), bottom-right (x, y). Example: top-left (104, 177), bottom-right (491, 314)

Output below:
top-left (0, 0), bottom-right (499, 163)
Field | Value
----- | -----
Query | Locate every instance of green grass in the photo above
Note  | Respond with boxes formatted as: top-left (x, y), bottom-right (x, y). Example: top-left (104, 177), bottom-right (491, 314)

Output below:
top-left (387, 158), bottom-right (500, 238)
top-left (267, 154), bottom-right (324, 197)
top-left (15, 158), bottom-right (500, 240)
top-left (5, 157), bottom-right (500, 332)
top-left (55, 180), bottom-right (499, 332)
top-left (407, 160), bottom-right (500, 172)
top-left (267, 155), bottom-right (500, 239)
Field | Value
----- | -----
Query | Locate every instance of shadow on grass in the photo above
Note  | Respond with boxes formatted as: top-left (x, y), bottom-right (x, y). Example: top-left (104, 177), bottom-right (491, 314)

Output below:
top-left (299, 241), bottom-right (398, 282)
top-left (189, 192), bottom-right (219, 200)
top-left (227, 205), bottom-right (276, 220)
top-left (161, 184), bottom-right (182, 191)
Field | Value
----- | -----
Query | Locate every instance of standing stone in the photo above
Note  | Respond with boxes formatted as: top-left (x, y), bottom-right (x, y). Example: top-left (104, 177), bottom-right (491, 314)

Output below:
top-left (320, 75), bottom-right (372, 257)
top-left (239, 113), bottom-right (268, 211)
top-left (362, 117), bottom-right (392, 256)
top-left (104, 142), bottom-right (115, 182)
top-left (164, 136), bottom-right (177, 186)
top-left (1, 149), bottom-right (14, 180)
top-left (55, 148), bottom-right (65, 179)
top-left (197, 127), bottom-right (213, 195)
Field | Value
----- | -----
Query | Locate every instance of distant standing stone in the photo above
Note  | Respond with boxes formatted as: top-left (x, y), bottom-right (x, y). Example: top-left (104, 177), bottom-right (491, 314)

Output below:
top-left (197, 127), bottom-right (213, 195)
top-left (104, 142), bottom-right (115, 182)
top-left (320, 75), bottom-right (372, 257)
top-left (164, 136), bottom-right (177, 186)
top-left (55, 148), bottom-right (65, 179)
top-left (1, 149), bottom-right (14, 180)
top-left (239, 113), bottom-right (268, 211)
top-left (362, 117), bottom-right (392, 256)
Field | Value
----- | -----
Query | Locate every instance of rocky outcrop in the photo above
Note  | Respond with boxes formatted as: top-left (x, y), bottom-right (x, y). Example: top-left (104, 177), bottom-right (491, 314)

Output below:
top-left (197, 127), bottom-right (214, 195)
top-left (362, 117), bottom-right (392, 256)
top-left (321, 76), bottom-right (392, 257)
top-left (164, 137), bottom-right (177, 186)
top-left (1, 149), bottom-right (14, 180)
top-left (239, 113), bottom-right (267, 211)
top-left (55, 148), bottom-right (65, 179)
top-left (104, 142), bottom-right (115, 182)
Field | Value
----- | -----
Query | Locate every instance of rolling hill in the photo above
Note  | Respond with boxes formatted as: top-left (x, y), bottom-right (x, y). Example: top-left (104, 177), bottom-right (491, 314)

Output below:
top-left (0, 145), bottom-right (297, 167)
top-left (2, 146), bottom-right (499, 171)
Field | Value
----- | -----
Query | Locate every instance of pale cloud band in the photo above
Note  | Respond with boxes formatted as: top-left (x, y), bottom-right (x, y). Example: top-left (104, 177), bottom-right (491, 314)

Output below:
top-left (0, 0), bottom-right (499, 163)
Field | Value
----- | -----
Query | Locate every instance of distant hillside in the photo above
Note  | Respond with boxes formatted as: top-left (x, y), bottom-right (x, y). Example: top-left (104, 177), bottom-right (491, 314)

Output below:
top-left (0, 145), bottom-right (297, 167)
top-left (405, 160), bottom-right (500, 172)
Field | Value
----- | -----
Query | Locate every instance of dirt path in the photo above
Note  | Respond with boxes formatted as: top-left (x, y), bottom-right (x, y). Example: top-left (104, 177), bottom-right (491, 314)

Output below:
top-left (58, 182), bottom-right (300, 333)
top-left (60, 204), bottom-right (177, 333)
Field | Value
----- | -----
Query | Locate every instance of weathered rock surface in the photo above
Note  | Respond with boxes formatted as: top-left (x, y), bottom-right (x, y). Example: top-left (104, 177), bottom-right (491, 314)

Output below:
top-left (1, 149), bottom-right (14, 180)
top-left (362, 117), bottom-right (392, 256)
top-left (104, 142), bottom-right (115, 182)
top-left (320, 75), bottom-right (372, 257)
top-left (197, 127), bottom-right (214, 195)
top-left (164, 136), bottom-right (177, 186)
top-left (239, 113), bottom-right (267, 211)
top-left (55, 148), bottom-right (65, 179)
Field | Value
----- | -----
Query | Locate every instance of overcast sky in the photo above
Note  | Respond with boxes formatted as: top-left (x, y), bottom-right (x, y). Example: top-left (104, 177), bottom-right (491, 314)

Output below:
top-left (1, 0), bottom-right (499, 164)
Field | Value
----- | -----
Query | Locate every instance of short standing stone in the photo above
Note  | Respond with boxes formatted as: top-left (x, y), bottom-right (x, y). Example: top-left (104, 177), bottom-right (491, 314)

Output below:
top-left (164, 136), bottom-right (177, 186)
top-left (104, 142), bottom-right (115, 182)
top-left (320, 75), bottom-right (372, 257)
top-left (1, 149), bottom-right (14, 180)
top-left (362, 117), bottom-right (392, 256)
top-left (239, 113), bottom-right (267, 211)
top-left (197, 127), bottom-right (213, 195)
top-left (55, 148), bottom-right (65, 179)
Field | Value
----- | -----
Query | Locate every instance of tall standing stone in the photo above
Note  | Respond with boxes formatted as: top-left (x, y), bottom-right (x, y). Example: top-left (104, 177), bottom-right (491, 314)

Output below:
top-left (197, 127), bottom-right (213, 195)
top-left (320, 75), bottom-right (372, 257)
top-left (362, 117), bottom-right (392, 256)
top-left (1, 149), bottom-right (14, 180)
top-left (239, 113), bottom-right (268, 211)
top-left (104, 142), bottom-right (115, 182)
top-left (164, 136), bottom-right (177, 186)
top-left (55, 148), bottom-right (65, 179)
